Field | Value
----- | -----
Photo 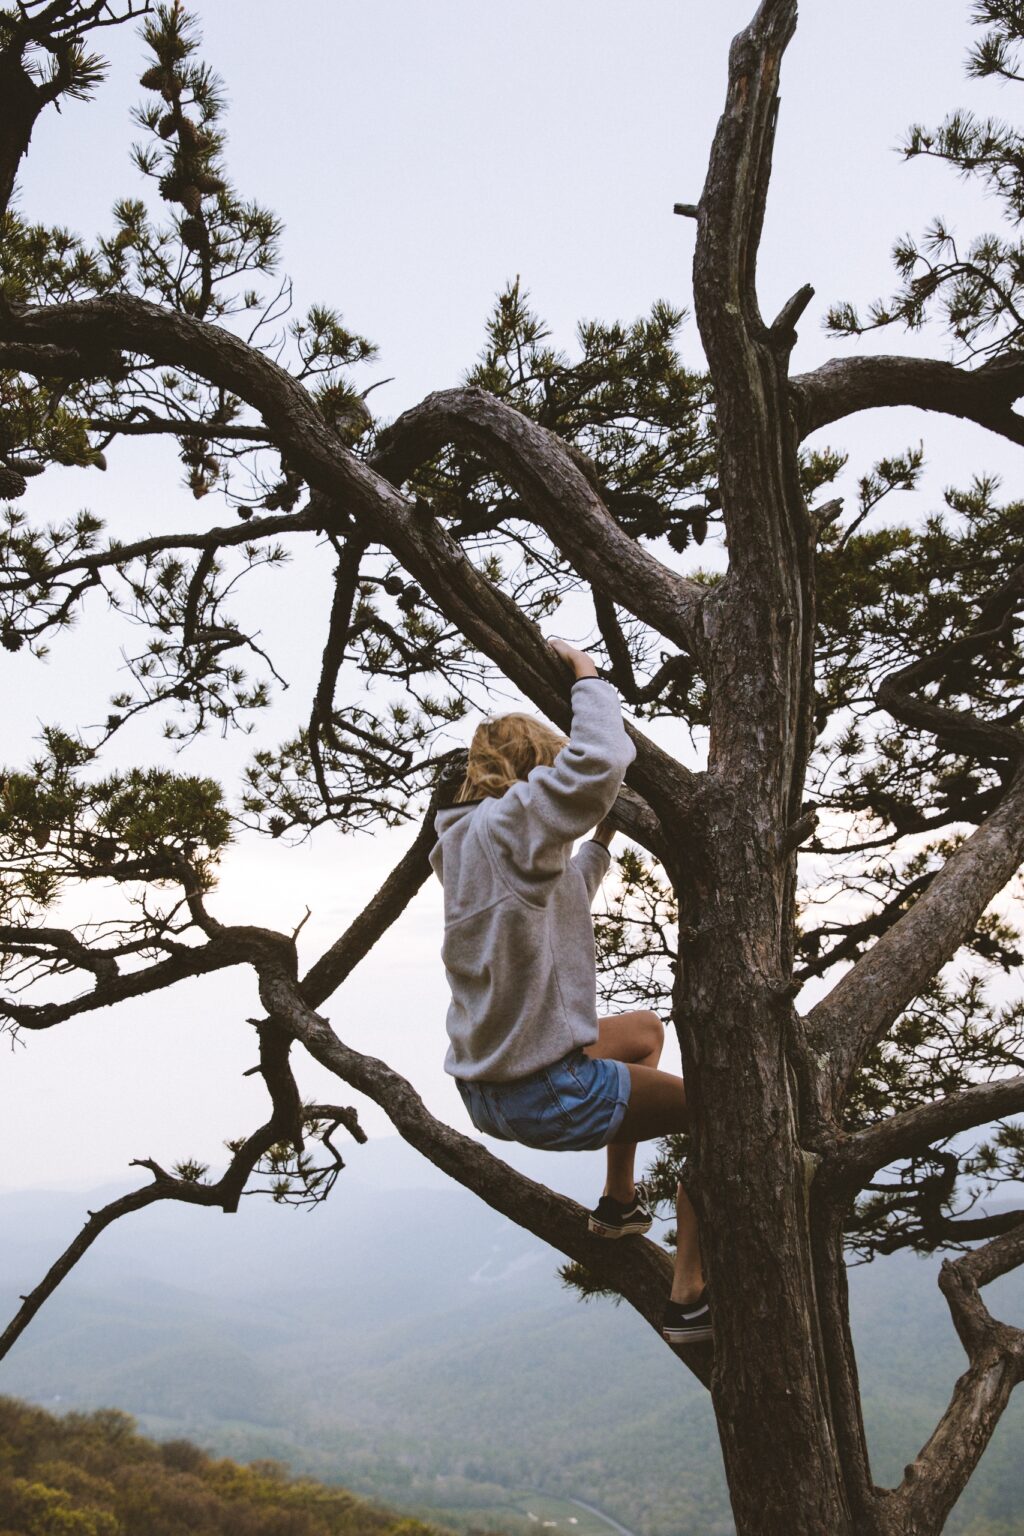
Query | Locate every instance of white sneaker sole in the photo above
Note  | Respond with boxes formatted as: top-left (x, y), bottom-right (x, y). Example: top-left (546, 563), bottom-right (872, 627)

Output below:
top-left (663, 1325), bottom-right (714, 1346)
top-left (587, 1217), bottom-right (653, 1238)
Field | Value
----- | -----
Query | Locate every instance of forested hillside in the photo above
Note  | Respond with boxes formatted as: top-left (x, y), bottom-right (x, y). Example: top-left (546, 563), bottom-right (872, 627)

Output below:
top-left (0, 1395), bottom-right (459, 1536)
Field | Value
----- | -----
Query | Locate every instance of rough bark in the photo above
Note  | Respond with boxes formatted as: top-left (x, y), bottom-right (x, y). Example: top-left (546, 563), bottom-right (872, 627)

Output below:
top-left (677, 2), bottom-right (859, 1530)
top-left (791, 352), bottom-right (1024, 447)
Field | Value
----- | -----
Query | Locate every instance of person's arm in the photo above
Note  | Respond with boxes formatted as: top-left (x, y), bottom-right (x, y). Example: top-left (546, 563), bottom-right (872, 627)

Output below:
top-left (569, 813), bottom-right (617, 901)
top-left (570, 836), bottom-right (613, 902)
top-left (483, 641), bottom-right (635, 897)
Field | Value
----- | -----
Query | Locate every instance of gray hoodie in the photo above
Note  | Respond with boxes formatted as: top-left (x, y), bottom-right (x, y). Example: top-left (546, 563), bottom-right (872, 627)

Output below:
top-left (429, 677), bottom-right (637, 1082)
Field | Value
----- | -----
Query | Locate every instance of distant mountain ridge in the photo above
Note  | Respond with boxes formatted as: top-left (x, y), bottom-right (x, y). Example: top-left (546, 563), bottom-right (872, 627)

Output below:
top-left (0, 1138), bottom-right (1022, 1536)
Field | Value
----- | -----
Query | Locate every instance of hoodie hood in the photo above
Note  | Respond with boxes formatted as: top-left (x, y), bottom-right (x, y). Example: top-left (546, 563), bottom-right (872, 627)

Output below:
top-left (433, 800), bottom-right (486, 841)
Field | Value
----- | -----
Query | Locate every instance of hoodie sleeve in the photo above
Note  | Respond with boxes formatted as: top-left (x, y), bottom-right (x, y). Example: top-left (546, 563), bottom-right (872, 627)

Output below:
top-left (571, 838), bottom-right (612, 902)
top-left (482, 677), bottom-right (635, 899)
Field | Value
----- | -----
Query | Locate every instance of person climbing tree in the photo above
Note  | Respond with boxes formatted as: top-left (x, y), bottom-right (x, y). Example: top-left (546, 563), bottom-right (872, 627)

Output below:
top-left (429, 636), bottom-right (710, 1345)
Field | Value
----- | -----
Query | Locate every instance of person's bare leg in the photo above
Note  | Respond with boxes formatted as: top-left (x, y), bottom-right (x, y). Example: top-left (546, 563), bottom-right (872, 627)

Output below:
top-left (671, 1179), bottom-right (705, 1304)
top-left (610, 1063), bottom-right (706, 1302)
top-left (584, 1010), bottom-right (664, 1201)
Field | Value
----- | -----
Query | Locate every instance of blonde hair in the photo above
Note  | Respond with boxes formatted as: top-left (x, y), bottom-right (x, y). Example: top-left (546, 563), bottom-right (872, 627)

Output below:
top-left (455, 711), bottom-right (568, 803)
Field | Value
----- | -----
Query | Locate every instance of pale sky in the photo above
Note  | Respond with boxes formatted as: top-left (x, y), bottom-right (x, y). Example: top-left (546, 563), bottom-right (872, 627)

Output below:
top-left (3, 0), bottom-right (1023, 1192)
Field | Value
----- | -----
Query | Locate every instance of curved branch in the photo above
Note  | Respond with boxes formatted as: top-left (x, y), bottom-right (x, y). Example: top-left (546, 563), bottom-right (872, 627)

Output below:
top-left (887, 1225), bottom-right (1024, 1530)
top-left (0, 508), bottom-right (319, 596)
top-left (791, 351), bottom-right (1024, 447)
top-left (0, 933), bottom-right (252, 1030)
top-left (371, 387), bottom-right (707, 659)
top-left (874, 563), bottom-right (1024, 762)
top-left (0, 1091), bottom-right (362, 1366)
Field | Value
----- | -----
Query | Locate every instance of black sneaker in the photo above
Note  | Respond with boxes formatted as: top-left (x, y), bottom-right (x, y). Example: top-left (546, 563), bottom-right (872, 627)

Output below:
top-left (662, 1288), bottom-right (713, 1346)
top-left (587, 1183), bottom-right (653, 1238)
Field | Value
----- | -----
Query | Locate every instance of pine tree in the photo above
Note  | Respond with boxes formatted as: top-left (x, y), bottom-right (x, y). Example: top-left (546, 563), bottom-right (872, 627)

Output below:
top-left (1, 3), bottom-right (1024, 1532)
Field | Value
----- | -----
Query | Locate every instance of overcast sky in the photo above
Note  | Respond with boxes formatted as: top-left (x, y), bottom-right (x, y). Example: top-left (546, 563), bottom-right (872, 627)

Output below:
top-left (3, 0), bottom-right (1022, 1194)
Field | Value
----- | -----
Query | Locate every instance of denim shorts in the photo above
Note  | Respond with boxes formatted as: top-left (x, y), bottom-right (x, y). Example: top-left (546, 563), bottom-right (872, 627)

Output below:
top-left (456, 1048), bottom-right (631, 1151)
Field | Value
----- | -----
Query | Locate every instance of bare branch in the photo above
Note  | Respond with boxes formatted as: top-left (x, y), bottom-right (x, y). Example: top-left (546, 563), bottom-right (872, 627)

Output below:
top-left (693, 0), bottom-right (799, 354)
top-left (791, 351), bottom-right (1024, 448)
top-left (889, 1225), bottom-right (1024, 1530)
top-left (298, 796), bottom-right (443, 1010)
top-left (84, 415), bottom-right (273, 442)
top-left (308, 534), bottom-right (367, 812)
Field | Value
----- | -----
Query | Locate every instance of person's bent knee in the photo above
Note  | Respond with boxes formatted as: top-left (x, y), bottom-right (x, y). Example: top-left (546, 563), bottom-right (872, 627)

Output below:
top-left (642, 1010), bottom-right (665, 1058)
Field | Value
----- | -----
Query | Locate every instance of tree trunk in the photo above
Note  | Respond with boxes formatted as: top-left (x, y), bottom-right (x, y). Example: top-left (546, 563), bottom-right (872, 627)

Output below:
top-left (676, 4), bottom-right (866, 1526)
top-left (671, 553), bottom-right (860, 1533)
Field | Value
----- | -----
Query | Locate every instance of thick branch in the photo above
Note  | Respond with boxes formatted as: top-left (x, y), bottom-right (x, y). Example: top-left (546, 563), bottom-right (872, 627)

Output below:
top-left (828, 1074), bottom-right (1024, 1190)
top-left (693, 0), bottom-right (798, 355)
top-left (807, 763), bottom-right (1024, 1103)
top-left (791, 352), bottom-right (1024, 448)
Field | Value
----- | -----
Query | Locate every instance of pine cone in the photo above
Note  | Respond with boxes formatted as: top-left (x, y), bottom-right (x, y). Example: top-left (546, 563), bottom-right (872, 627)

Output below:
top-left (192, 171), bottom-right (227, 195)
top-left (180, 216), bottom-right (204, 250)
top-left (1, 627), bottom-right (24, 652)
top-left (140, 64), bottom-right (171, 92)
top-left (181, 185), bottom-right (203, 215)
top-left (0, 466), bottom-right (27, 500)
top-left (158, 173), bottom-right (184, 203)
top-left (158, 111), bottom-right (178, 139)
